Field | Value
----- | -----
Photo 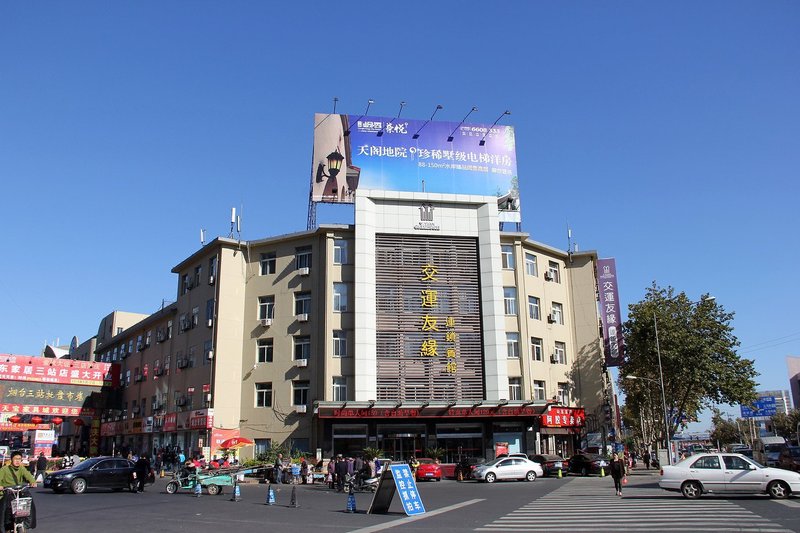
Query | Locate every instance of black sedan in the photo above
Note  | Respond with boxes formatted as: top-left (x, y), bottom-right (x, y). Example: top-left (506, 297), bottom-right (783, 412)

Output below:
top-left (44, 457), bottom-right (154, 494)
top-left (531, 454), bottom-right (569, 477)
top-left (568, 453), bottom-right (609, 476)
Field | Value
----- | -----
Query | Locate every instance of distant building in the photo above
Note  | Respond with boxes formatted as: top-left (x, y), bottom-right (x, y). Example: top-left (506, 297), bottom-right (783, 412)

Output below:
top-left (787, 356), bottom-right (800, 410)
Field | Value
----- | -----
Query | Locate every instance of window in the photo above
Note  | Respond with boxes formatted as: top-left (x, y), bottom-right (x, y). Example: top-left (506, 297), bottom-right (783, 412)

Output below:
top-left (295, 292), bottom-right (311, 315)
top-left (528, 296), bottom-right (541, 320)
top-left (257, 338), bottom-right (273, 363)
top-left (128, 340), bottom-right (134, 353)
top-left (166, 320), bottom-right (173, 339)
top-left (333, 283), bottom-right (348, 312)
top-left (333, 330), bottom-right (348, 357)
top-left (334, 239), bottom-right (348, 265)
top-left (116, 327), bottom-right (124, 335)
top-left (260, 252), bottom-right (276, 275)
top-left (192, 306), bottom-right (200, 327)
top-left (145, 330), bottom-right (152, 347)
top-left (112, 347), bottom-right (118, 362)
top-left (525, 253), bottom-right (538, 276)
top-left (547, 261), bottom-right (561, 283)
top-left (333, 377), bottom-right (347, 402)
top-left (255, 439), bottom-right (271, 456)
top-left (203, 340), bottom-right (212, 366)
top-left (255, 382), bottom-right (273, 407)
top-left (206, 299), bottom-right (215, 321)
top-left (722, 455), bottom-right (751, 470)
top-left (258, 296), bottom-right (275, 320)
top-left (692, 456), bottom-right (721, 469)
top-left (531, 337), bottom-right (543, 361)
top-left (501, 245), bottom-right (514, 269)
top-left (136, 335), bottom-right (143, 351)
top-left (293, 381), bottom-right (310, 406)
top-left (554, 341), bottom-right (566, 364)
top-left (552, 302), bottom-right (564, 325)
top-left (209, 255), bottom-right (218, 279)
top-left (182, 274), bottom-right (191, 295)
top-left (194, 265), bottom-right (202, 286)
top-left (294, 336), bottom-right (311, 360)
top-left (295, 246), bottom-right (312, 269)
top-left (557, 383), bottom-right (570, 405)
top-left (506, 332), bottom-right (520, 358)
top-left (508, 377), bottom-right (522, 401)
top-left (533, 380), bottom-right (546, 401)
top-left (503, 287), bottom-right (517, 315)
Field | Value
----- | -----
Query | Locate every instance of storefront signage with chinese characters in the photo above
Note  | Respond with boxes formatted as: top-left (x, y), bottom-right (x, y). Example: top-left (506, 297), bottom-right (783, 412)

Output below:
top-left (0, 355), bottom-right (118, 387)
top-left (540, 406), bottom-right (586, 428)
top-left (319, 405), bottom-right (543, 419)
top-left (596, 259), bottom-right (625, 367)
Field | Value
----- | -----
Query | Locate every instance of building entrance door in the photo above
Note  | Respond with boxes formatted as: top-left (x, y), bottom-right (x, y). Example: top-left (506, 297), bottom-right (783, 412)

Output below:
top-left (377, 425), bottom-right (426, 462)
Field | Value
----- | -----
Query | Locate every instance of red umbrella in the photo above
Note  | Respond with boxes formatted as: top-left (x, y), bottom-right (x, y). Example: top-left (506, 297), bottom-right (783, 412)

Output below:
top-left (219, 437), bottom-right (254, 450)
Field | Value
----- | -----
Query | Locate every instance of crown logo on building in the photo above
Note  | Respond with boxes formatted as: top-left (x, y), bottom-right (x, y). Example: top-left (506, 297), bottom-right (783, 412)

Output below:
top-left (419, 204), bottom-right (435, 222)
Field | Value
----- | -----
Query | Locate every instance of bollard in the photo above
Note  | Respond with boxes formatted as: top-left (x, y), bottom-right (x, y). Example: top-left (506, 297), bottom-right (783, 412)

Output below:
top-left (265, 482), bottom-right (276, 505)
top-left (231, 483), bottom-right (242, 502)
top-left (289, 485), bottom-right (298, 508)
top-left (194, 481), bottom-right (202, 497)
top-left (346, 485), bottom-right (356, 513)
top-left (600, 466), bottom-right (606, 477)
top-left (557, 468), bottom-right (562, 479)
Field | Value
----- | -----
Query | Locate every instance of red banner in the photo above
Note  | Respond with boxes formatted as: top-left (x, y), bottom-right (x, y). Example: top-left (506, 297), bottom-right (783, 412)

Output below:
top-left (0, 422), bottom-right (50, 432)
top-left (0, 355), bottom-right (118, 387)
top-left (0, 403), bottom-right (95, 416)
top-left (540, 406), bottom-right (585, 428)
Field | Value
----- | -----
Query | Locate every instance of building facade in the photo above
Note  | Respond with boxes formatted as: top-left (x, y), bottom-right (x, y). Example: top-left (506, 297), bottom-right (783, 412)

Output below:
top-left (92, 190), bottom-right (612, 462)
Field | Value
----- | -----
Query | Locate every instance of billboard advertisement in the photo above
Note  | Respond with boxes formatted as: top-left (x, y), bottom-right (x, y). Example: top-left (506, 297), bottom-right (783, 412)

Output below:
top-left (311, 113), bottom-right (520, 220)
top-left (0, 354), bottom-right (119, 387)
top-left (0, 381), bottom-right (105, 415)
top-left (596, 258), bottom-right (625, 367)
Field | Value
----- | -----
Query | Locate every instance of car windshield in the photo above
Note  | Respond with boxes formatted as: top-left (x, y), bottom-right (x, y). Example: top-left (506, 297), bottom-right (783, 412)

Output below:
top-left (789, 448), bottom-right (800, 458)
top-left (74, 457), bottom-right (102, 469)
top-left (417, 458), bottom-right (435, 464)
top-left (766, 444), bottom-right (785, 453)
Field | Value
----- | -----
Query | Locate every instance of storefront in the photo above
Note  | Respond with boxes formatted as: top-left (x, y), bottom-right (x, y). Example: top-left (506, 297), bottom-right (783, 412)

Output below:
top-left (317, 402), bottom-right (547, 462)
top-left (537, 405), bottom-right (585, 458)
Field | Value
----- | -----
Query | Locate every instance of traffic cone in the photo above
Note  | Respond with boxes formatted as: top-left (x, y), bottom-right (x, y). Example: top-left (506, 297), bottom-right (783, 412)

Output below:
top-left (600, 466), bottom-right (605, 477)
top-left (194, 481), bottom-right (202, 497)
top-left (557, 468), bottom-right (562, 479)
top-left (346, 485), bottom-right (356, 513)
top-left (230, 483), bottom-right (241, 502)
top-left (160, 467), bottom-right (165, 478)
top-left (265, 482), bottom-right (275, 505)
top-left (289, 485), bottom-right (298, 508)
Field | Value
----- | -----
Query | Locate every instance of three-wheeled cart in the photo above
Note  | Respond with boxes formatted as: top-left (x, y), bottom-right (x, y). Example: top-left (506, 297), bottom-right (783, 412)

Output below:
top-left (165, 466), bottom-right (266, 495)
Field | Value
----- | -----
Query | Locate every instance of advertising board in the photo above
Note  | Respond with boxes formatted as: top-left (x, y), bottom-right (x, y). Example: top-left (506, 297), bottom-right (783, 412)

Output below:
top-left (596, 258), bottom-right (625, 367)
top-left (312, 113), bottom-right (520, 221)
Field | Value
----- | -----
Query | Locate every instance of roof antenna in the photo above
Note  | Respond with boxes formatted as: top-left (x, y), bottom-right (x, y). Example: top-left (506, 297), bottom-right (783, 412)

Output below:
top-left (229, 207), bottom-right (236, 238)
top-left (567, 224), bottom-right (574, 264)
top-left (200, 228), bottom-right (206, 246)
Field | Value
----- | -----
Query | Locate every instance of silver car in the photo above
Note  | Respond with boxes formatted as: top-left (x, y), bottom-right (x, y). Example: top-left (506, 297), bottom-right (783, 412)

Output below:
top-left (659, 452), bottom-right (800, 499)
top-left (473, 457), bottom-right (544, 483)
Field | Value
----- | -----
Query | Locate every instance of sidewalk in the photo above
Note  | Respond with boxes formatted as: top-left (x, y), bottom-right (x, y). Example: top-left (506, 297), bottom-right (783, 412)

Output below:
top-left (626, 463), bottom-right (660, 476)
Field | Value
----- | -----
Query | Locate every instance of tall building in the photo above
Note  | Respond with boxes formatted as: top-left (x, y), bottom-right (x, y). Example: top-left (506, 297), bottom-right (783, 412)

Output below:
top-left (786, 356), bottom-right (800, 410)
top-left (92, 190), bottom-right (612, 461)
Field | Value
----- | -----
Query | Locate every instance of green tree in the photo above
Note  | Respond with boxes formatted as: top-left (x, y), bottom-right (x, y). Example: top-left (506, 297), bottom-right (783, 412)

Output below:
top-left (709, 409), bottom-right (744, 448)
top-left (620, 284), bottom-right (758, 444)
top-left (771, 410), bottom-right (800, 441)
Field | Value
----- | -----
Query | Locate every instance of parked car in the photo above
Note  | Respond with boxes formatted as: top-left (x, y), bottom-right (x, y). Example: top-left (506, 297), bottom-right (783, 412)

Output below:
top-left (472, 457), bottom-right (543, 483)
top-left (414, 458), bottom-right (442, 481)
top-left (44, 456), bottom-right (155, 494)
top-left (531, 454), bottom-right (569, 477)
top-left (659, 452), bottom-right (800, 499)
top-left (568, 453), bottom-right (608, 476)
top-left (778, 446), bottom-right (800, 472)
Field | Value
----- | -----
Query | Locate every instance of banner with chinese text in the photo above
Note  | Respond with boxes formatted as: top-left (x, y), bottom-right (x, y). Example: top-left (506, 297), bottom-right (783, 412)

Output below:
top-left (596, 258), bottom-right (625, 367)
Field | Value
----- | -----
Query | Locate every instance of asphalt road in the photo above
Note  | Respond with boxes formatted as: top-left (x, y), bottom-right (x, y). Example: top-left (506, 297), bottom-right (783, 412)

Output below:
top-left (28, 470), bottom-right (800, 532)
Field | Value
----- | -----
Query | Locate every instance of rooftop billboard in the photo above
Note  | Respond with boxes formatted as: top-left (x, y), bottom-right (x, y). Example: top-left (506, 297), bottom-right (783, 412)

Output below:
top-left (311, 113), bottom-right (520, 220)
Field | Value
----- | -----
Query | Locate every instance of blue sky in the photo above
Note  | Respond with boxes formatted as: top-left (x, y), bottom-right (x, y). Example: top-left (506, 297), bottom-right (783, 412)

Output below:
top-left (1, 2), bottom-right (798, 425)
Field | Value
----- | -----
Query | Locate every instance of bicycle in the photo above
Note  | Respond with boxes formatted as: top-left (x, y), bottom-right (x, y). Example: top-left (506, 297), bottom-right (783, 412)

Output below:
top-left (4, 485), bottom-right (34, 533)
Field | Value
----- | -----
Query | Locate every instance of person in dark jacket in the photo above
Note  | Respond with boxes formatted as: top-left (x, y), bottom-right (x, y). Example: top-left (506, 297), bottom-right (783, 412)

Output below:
top-left (133, 453), bottom-right (151, 493)
top-left (609, 452), bottom-right (627, 496)
top-left (35, 453), bottom-right (48, 481)
top-left (334, 455), bottom-right (348, 492)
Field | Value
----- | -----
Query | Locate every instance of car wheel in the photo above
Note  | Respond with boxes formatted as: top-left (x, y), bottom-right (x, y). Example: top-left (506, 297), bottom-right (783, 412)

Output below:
top-left (681, 481), bottom-right (702, 499)
top-left (485, 472), bottom-right (497, 483)
top-left (581, 467), bottom-right (588, 477)
top-left (768, 480), bottom-right (790, 499)
top-left (525, 471), bottom-right (537, 482)
top-left (166, 481), bottom-right (179, 494)
top-left (206, 484), bottom-right (220, 496)
top-left (71, 477), bottom-right (87, 494)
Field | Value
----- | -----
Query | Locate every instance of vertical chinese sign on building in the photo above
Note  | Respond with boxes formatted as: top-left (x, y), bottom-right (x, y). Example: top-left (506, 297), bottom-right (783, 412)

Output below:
top-left (375, 234), bottom-right (483, 400)
top-left (596, 258), bottom-right (625, 367)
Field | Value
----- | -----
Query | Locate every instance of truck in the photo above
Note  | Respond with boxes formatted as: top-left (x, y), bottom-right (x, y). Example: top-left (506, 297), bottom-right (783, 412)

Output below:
top-left (754, 436), bottom-right (787, 467)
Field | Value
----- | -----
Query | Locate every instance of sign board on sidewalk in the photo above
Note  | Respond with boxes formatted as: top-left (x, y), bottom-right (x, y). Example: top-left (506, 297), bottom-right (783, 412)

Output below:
top-left (368, 463), bottom-right (426, 516)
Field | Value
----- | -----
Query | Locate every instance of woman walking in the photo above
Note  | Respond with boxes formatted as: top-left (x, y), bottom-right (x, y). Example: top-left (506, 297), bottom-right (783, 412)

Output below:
top-left (609, 452), bottom-right (627, 496)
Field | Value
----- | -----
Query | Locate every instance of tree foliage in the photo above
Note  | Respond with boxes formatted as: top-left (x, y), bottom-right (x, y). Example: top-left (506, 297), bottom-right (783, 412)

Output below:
top-left (771, 411), bottom-right (800, 442)
top-left (709, 409), bottom-right (749, 447)
top-left (620, 284), bottom-right (758, 442)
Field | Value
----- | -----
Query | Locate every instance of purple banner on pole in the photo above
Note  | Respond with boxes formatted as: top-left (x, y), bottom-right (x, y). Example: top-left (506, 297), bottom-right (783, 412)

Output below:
top-left (596, 258), bottom-right (625, 367)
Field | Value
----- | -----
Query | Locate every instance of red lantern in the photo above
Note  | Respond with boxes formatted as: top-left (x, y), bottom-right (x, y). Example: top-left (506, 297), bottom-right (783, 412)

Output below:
top-left (9, 415), bottom-right (21, 423)
top-left (73, 418), bottom-right (85, 426)
top-left (51, 417), bottom-right (63, 425)
top-left (30, 415), bottom-right (43, 424)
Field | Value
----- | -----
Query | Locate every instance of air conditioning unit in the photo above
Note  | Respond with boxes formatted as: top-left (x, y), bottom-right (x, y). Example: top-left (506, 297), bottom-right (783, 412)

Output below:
top-left (260, 318), bottom-right (272, 327)
top-left (177, 358), bottom-right (189, 369)
top-left (206, 318), bottom-right (214, 328)
top-left (152, 402), bottom-right (161, 410)
top-left (206, 350), bottom-right (214, 360)
top-left (296, 313), bottom-right (309, 322)
top-left (298, 267), bottom-right (310, 276)
top-left (550, 354), bottom-right (559, 364)
top-left (295, 358), bottom-right (308, 368)
top-left (544, 272), bottom-right (553, 281)
top-left (295, 404), bottom-right (307, 414)
top-left (205, 393), bottom-right (212, 403)
top-left (208, 274), bottom-right (215, 285)
top-left (547, 314), bottom-right (556, 324)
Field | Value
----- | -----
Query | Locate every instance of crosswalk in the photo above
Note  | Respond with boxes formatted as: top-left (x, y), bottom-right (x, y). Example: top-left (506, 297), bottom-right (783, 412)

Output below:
top-left (476, 476), bottom-right (794, 532)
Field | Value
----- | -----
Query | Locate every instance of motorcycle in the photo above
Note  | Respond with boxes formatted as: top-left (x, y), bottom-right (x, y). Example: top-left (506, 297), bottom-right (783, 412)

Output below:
top-left (4, 485), bottom-right (35, 532)
top-left (344, 472), bottom-right (378, 493)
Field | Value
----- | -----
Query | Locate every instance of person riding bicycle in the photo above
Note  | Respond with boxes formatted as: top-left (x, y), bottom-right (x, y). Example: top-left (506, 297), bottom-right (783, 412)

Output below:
top-left (0, 451), bottom-right (37, 530)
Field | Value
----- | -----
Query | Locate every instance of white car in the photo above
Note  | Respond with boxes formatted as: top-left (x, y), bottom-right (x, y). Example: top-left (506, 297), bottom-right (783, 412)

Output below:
top-left (473, 457), bottom-right (544, 483)
top-left (659, 452), bottom-right (800, 499)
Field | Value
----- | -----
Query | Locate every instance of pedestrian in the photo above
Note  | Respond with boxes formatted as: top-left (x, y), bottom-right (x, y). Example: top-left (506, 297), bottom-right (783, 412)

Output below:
top-left (327, 457), bottom-right (335, 489)
top-left (133, 452), bottom-right (151, 493)
top-left (35, 453), bottom-right (47, 482)
top-left (300, 458), bottom-right (308, 484)
top-left (273, 453), bottom-right (284, 484)
top-left (335, 455), bottom-right (347, 492)
top-left (609, 452), bottom-right (627, 496)
top-left (642, 450), bottom-right (651, 470)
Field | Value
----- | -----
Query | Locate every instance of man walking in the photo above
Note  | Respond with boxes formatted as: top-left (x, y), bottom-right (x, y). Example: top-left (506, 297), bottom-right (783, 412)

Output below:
top-left (35, 453), bottom-right (47, 482)
top-left (133, 452), bottom-right (151, 493)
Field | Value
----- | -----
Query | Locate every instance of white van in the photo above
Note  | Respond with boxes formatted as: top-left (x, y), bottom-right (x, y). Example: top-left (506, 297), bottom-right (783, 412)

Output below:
top-left (754, 436), bottom-right (786, 467)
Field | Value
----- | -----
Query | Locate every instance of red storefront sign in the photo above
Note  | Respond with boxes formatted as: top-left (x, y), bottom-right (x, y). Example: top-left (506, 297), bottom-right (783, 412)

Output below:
top-left (0, 355), bottom-right (118, 387)
top-left (0, 404), bottom-right (95, 416)
top-left (0, 422), bottom-right (50, 432)
top-left (540, 406), bottom-right (585, 428)
top-left (188, 409), bottom-right (213, 430)
top-left (163, 412), bottom-right (177, 432)
top-left (317, 405), bottom-right (544, 419)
